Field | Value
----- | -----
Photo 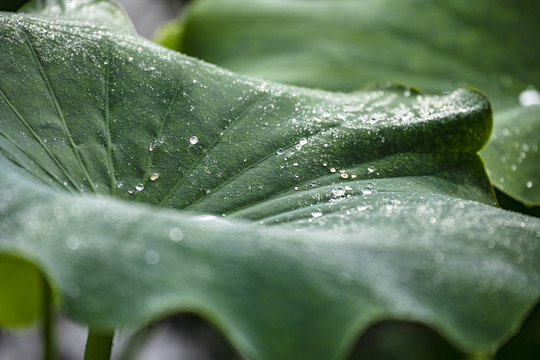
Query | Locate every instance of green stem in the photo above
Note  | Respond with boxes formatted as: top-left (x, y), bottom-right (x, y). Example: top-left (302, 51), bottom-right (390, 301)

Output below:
top-left (465, 353), bottom-right (494, 360)
top-left (84, 329), bottom-right (115, 360)
top-left (41, 274), bottom-right (56, 360)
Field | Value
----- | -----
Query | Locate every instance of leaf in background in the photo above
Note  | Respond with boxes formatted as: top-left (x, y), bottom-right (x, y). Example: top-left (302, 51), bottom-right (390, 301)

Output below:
top-left (160, 0), bottom-right (540, 207)
top-left (19, 0), bottom-right (135, 34)
top-left (482, 104), bottom-right (540, 207)
top-left (0, 2), bottom-right (540, 360)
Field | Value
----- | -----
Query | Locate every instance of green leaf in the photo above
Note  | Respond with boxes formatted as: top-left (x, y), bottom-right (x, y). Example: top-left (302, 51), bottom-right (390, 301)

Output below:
top-left (1, 5), bottom-right (540, 360)
top-left (482, 105), bottom-right (540, 207)
top-left (163, 0), bottom-right (540, 207)
top-left (0, 254), bottom-right (44, 326)
top-left (19, 0), bottom-right (135, 34)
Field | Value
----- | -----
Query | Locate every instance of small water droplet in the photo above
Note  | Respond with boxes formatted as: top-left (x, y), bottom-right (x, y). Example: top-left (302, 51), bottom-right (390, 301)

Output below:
top-left (526, 181), bottom-right (533, 188)
top-left (293, 162), bottom-right (298, 166)
top-left (189, 136), bottom-right (199, 145)
top-left (150, 173), bottom-right (159, 181)
top-left (519, 86), bottom-right (540, 106)
top-left (332, 186), bottom-right (345, 196)
top-left (276, 148), bottom-right (284, 155)
top-left (299, 138), bottom-right (308, 146)
top-left (367, 166), bottom-right (375, 173)
top-left (145, 250), bottom-right (160, 265)
top-left (168, 227), bottom-right (184, 242)
top-left (433, 252), bottom-right (445, 263)
top-left (65, 235), bottom-right (80, 250)
top-left (361, 189), bottom-right (372, 195)
top-left (330, 167), bottom-right (336, 173)
top-left (429, 217), bottom-right (437, 224)
top-left (135, 184), bottom-right (144, 191)
top-left (148, 144), bottom-right (155, 151)
top-left (340, 173), bottom-right (348, 179)
top-left (311, 210), bottom-right (323, 218)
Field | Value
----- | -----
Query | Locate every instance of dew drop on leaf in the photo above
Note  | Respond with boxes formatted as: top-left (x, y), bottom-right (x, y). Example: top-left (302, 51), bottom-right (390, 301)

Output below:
top-left (276, 148), bottom-right (284, 155)
top-left (189, 136), bottom-right (199, 145)
top-left (311, 210), bottom-right (323, 218)
top-left (368, 166), bottom-right (375, 173)
top-left (150, 173), bottom-right (159, 181)
top-left (168, 227), bottom-right (184, 242)
top-left (332, 186), bottom-right (345, 196)
top-left (518, 86), bottom-right (540, 106)
top-left (299, 138), bottom-right (308, 146)
top-left (135, 184), bottom-right (144, 191)
top-left (526, 181), bottom-right (533, 188)
top-left (145, 250), bottom-right (160, 265)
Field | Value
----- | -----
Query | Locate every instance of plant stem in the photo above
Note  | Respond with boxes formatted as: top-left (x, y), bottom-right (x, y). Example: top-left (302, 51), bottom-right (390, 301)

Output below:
top-left (465, 353), bottom-right (494, 360)
top-left (41, 274), bottom-right (56, 360)
top-left (84, 329), bottom-right (115, 360)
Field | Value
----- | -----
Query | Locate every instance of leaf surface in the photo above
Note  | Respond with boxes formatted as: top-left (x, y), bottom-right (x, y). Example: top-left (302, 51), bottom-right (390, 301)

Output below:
top-left (0, 5), bottom-right (540, 360)
top-left (163, 0), bottom-right (540, 206)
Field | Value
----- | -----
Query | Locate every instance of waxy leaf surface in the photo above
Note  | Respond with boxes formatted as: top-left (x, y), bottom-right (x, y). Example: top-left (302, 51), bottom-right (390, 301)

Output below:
top-left (163, 0), bottom-right (540, 207)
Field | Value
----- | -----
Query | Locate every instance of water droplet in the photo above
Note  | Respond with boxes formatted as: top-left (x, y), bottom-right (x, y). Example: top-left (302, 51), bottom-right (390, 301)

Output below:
top-left (526, 181), bottom-right (533, 188)
top-left (189, 136), bottom-right (199, 145)
top-left (519, 86), bottom-right (540, 106)
top-left (367, 166), bottom-right (375, 173)
top-left (276, 148), bottom-right (284, 155)
top-left (293, 162), bottom-right (298, 166)
top-left (168, 227), bottom-right (184, 242)
top-left (145, 250), bottom-right (160, 265)
top-left (433, 252), bottom-right (445, 263)
top-left (299, 138), bottom-right (308, 146)
top-left (116, 182), bottom-right (123, 188)
top-left (330, 167), bottom-right (337, 173)
top-left (65, 235), bottom-right (80, 250)
top-left (340, 173), bottom-right (348, 179)
top-left (150, 173), bottom-right (159, 181)
top-left (332, 186), bottom-right (346, 196)
top-left (311, 210), bottom-right (323, 218)
top-left (361, 189), bottom-right (373, 195)
top-left (148, 144), bottom-right (155, 151)
top-left (135, 184), bottom-right (144, 191)
top-left (429, 217), bottom-right (437, 224)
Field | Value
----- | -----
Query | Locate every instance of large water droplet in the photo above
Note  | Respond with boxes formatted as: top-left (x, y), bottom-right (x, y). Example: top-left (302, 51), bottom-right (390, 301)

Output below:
top-left (189, 136), bottom-right (199, 145)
